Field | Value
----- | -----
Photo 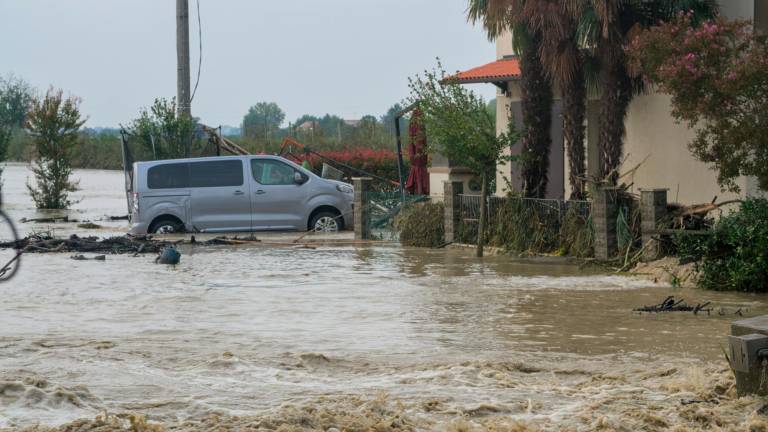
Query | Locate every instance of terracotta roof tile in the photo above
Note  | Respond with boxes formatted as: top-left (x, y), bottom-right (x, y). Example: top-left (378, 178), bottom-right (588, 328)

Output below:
top-left (449, 57), bottom-right (521, 83)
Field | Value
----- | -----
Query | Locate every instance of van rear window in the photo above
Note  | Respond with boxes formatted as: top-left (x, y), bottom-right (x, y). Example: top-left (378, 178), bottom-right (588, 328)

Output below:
top-left (190, 160), bottom-right (243, 187)
top-left (147, 163), bottom-right (190, 189)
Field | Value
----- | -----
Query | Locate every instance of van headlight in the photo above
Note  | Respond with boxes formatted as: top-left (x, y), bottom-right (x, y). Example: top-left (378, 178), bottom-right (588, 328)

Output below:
top-left (336, 184), bottom-right (353, 194)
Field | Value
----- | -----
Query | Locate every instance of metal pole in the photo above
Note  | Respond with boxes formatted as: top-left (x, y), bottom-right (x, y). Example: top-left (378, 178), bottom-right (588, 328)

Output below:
top-left (394, 117), bottom-right (406, 202)
top-left (177, 0), bottom-right (191, 118)
top-left (177, 0), bottom-right (192, 158)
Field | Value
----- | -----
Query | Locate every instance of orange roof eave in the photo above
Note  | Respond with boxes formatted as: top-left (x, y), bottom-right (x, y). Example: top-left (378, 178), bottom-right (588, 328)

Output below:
top-left (446, 57), bottom-right (521, 84)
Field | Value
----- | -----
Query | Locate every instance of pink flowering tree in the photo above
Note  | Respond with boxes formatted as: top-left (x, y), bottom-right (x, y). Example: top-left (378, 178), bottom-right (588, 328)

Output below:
top-left (627, 14), bottom-right (768, 192)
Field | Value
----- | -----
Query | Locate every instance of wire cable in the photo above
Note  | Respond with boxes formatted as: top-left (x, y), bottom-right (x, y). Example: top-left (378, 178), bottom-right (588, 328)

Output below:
top-left (189, 0), bottom-right (202, 103)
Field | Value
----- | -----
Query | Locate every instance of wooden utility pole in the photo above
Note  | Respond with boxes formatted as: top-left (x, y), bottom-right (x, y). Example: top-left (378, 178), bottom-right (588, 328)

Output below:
top-left (176, 0), bottom-right (191, 117)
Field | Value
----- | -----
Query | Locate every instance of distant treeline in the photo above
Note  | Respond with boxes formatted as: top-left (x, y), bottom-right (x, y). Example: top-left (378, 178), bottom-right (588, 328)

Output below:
top-left (7, 127), bottom-right (125, 170)
top-left (0, 74), bottom-right (493, 173)
top-left (3, 97), bottom-right (421, 171)
top-left (235, 101), bottom-right (411, 155)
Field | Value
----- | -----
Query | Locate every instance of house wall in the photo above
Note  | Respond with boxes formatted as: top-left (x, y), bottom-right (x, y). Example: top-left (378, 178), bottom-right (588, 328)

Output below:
top-left (492, 1), bottom-right (766, 204)
top-left (621, 93), bottom-right (743, 204)
top-left (619, 1), bottom-right (762, 204)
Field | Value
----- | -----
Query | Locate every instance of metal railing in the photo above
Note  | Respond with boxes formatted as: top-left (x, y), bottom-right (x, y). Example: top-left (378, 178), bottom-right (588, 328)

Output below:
top-left (366, 191), bottom-right (430, 241)
top-left (457, 194), bottom-right (593, 254)
top-left (459, 194), bottom-right (591, 227)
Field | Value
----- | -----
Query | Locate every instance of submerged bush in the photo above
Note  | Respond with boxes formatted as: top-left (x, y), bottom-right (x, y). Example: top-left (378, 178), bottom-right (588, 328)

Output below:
top-left (675, 198), bottom-right (768, 292)
top-left (487, 198), bottom-right (561, 254)
top-left (396, 202), bottom-right (445, 248)
top-left (458, 196), bottom-right (594, 257)
top-left (559, 206), bottom-right (594, 258)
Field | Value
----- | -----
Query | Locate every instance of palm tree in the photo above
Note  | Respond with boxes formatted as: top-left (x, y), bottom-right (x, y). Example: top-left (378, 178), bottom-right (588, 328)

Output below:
top-left (523, 1), bottom-right (589, 199)
top-left (468, 0), bottom-right (554, 199)
top-left (469, 0), bottom-right (716, 193)
top-left (568, 0), bottom-right (717, 184)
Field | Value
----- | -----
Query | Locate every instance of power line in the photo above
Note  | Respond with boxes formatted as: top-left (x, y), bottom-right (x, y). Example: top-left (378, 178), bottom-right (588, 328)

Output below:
top-left (190, 0), bottom-right (202, 103)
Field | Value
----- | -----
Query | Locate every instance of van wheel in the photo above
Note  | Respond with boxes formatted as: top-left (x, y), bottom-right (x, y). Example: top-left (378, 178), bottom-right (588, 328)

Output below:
top-left (150, 218), bottom-right (184, 234)
top-left (310, 212), bottom-right (341, 232)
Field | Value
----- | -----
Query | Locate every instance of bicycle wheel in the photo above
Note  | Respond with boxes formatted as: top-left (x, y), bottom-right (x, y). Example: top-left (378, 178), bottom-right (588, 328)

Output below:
top-left (0, 209), bottom-right (21, 282)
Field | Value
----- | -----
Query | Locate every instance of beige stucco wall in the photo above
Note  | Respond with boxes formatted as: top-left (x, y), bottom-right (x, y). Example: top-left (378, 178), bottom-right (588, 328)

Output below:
top-left (496, 31), bottom-right (513, 58)
top-left (621, 93), bottom-right (743, 204)
top-left (723, 0), bottom-right (755, 20)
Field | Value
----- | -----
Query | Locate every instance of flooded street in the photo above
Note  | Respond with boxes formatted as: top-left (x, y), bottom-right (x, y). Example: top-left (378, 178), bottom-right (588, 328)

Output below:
top-left (2, 164), bottom-right (767, 431)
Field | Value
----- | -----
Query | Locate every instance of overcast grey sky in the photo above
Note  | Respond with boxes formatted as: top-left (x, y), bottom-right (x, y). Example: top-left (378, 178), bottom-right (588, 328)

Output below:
top-left (1, 0), bottom-right (497, 128)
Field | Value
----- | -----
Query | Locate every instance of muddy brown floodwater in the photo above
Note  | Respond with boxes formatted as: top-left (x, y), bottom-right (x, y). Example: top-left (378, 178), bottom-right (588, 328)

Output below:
top-left (1, 163), bottom-right (768, 431)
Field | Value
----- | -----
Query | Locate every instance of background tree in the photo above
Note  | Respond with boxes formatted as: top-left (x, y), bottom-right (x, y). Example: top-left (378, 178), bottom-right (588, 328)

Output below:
top-left (126, 98), bottom-right (198, 160)
top-left (381, 103), bottom-right (410, 135)
top-left (25, 88), bottom-right (86, 209)
top-left (628, 15), bottom-right (768, 192)
top-left (0, 75), bottom-right (33, 187)
top-left (408, 62), bottom-right (520, 257)
top-left (468, 0), bottom-right (554, 198)
top-left (242, 102), bottom-right (285, 152)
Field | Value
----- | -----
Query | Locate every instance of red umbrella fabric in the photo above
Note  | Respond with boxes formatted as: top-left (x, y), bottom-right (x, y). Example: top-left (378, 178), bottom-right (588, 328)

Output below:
top-left (405, 109), bottom-right (429, 195)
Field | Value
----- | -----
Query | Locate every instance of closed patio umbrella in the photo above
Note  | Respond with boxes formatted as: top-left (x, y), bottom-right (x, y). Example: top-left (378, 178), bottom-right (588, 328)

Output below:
top-left (405, 109), bottom-right (429, 195)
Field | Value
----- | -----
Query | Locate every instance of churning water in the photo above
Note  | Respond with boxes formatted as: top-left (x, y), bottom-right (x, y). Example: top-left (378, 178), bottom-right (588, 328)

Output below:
top-left (1, 163), bottom-right (767, 431)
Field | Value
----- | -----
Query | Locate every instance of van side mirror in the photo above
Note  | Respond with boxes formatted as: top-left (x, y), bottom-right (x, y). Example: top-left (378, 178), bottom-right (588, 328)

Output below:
top-left (294, 171), bottom-right (306, 185)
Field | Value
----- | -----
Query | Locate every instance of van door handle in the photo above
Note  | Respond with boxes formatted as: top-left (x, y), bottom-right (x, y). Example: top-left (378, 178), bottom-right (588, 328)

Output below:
top-left (233, 190), bottom-right (245, 196)
top-left (255, 190), bottom-right (266, 195)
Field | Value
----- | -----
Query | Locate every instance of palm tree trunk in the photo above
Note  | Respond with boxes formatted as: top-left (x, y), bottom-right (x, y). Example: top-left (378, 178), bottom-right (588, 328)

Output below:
top-left (598, 45), bottom-right (632, 185)
top-left (477, 169), bottom-right (487, 258)
top-left (519, 30), bottom-right (553, 198)
top-left (562, 70), bottom-right (587, 200)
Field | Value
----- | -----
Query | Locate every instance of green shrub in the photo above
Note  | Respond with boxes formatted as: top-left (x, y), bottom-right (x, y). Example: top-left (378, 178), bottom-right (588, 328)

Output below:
top-left (396, 202), bottom-right (445, 248)
top-left (675, 198), bottom-right (768, 292)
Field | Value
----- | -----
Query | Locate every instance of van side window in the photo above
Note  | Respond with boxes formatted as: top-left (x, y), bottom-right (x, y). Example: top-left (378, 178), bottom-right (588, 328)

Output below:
top-left (190, 160), bottom-right (244, 187)
top-left (147, 163), bottom-right (190, 189)
top-left (251, 159), bottom-right (296, 185)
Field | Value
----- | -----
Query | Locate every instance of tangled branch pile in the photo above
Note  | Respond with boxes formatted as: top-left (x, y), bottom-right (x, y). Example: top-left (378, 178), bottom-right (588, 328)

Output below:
top-left (0, 234), bottom-right (264, 255)
top-left (0, 234), bottom-right (173, 255)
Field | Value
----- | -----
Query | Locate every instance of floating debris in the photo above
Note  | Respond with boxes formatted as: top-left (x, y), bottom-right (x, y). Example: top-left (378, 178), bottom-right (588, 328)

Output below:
top-left (20, 214), bottom-right (129, 224)
top-left (20, 216), bottom-right (79, 224)
top-left (70, 254), bottom-right (106, 261)
top-left (77, 222), bottom-right (103, 229)
top-left (634, 296), bottom-right (713, 315)
top-left (634, 296), bottom-right (749, 316)
top-left (155, 246), bottom-right (181, 265)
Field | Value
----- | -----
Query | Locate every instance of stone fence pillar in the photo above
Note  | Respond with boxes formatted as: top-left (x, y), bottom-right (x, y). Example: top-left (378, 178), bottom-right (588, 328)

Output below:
top-left (353, 177), bottom-right (372, 240)
top-left (640, 188), bottom-right (668, 262)
top-left (593, 187), bottom-right (620, 260)
top-left (730, 316), bottom-right (768, 396)
top-left (443, 181), bottom-right (464, 243)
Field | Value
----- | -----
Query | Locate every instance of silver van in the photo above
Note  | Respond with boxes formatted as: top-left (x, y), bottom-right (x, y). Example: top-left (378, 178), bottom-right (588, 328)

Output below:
top-left (127, 155), bottom-right (353, 234)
